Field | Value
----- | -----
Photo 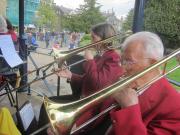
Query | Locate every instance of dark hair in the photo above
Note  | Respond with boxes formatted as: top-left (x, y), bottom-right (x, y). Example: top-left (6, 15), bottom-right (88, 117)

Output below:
top-left (6, 18), bottom-right (13, 30)
top-left (91, 23), bottom-right (116, 48)
top-left (91, 23), bottom-right (116, 40)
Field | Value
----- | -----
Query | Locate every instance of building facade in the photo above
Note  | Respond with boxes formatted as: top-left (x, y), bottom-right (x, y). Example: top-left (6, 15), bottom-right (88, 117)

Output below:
top-left (24, 0), bottom-right (40, 25)
top-left (40, 0), bottom-right (54, 5)
top-left (6, 0), bottom-right (40, 26)
top-left (0, 0), bottom-right (7, 16)
top-left (103, 10), bottom-right (123, 32)
top-left (54, 5), bottom-right (72, 31)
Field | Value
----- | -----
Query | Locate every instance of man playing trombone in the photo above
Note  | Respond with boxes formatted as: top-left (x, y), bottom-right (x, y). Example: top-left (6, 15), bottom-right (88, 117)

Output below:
top-left (46, 31), bottom-right (180, 135)
top-left (109, 31), bottom-right (180, 135)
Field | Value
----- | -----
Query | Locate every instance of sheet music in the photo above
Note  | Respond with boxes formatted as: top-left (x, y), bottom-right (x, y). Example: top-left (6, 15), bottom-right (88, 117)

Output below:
top-left (19, 102), bottom-right (35, 130)
top-left (0, 35), bottom-right (23, 68)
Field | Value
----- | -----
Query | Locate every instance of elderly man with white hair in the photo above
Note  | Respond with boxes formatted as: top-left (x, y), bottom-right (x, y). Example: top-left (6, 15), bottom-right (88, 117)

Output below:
top-left (109, 31), bottom-right (180, 135)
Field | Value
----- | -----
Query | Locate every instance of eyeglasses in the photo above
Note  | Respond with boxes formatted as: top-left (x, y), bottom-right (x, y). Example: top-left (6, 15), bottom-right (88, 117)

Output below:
top-left (121, 58), bottom-right (152, 65)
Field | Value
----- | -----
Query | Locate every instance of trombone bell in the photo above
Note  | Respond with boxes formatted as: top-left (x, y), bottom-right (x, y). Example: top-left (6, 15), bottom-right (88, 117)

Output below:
top-left (44, 97), bottom-right (77, 135)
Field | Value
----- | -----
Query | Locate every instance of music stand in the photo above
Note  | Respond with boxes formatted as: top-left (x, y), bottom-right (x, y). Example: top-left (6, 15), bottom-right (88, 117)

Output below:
top-left (16, 101), bottom-right (38, 135)
top-left (0, 35), bottom-right (24, 109)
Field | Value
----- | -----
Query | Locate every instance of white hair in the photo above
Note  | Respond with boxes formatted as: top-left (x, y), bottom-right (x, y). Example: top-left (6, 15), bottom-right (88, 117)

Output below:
top-left (122, 31), bottom-right (164, 60)
top-left (0, 16), bottom-right (7, 33)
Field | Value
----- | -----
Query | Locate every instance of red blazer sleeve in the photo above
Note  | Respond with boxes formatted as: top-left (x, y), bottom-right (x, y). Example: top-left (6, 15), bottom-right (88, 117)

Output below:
top-left (111, 104), bottom-right (180, 135)
top-left (83, 53), bottom-right (123, 95)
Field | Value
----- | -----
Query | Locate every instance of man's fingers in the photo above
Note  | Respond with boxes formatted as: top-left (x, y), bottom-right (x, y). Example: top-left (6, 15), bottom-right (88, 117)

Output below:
top-left (47, 128), bottom-right (55, 135)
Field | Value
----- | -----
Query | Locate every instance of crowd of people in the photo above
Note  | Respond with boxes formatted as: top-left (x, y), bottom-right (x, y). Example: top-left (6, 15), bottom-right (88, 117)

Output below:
top-left (26, 30), bottom-right (83, 49)
top-left (0, 14), bottom-right (180, 135)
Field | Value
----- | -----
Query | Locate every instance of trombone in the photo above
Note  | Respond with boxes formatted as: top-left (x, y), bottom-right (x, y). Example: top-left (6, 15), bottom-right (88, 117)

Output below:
top-left (43, 48), bottom-right (180, 135)
top-left (1, 32), bottom-right (130, 95)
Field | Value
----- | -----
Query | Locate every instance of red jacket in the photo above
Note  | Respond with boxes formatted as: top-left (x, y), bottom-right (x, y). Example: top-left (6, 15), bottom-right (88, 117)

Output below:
top-left (71, 50), bottom-right (123, 97)
top-left (7, 30), bottom-right (18, 42)
top-left (71, 50), bottom-right (124, 126)
top-left (0, 31), bottom-right (17, 43)
top-left (110, 78), bottom-right (180, 135)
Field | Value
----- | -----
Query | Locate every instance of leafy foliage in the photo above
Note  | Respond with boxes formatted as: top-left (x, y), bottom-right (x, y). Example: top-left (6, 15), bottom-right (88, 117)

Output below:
top-left (121, 9), bottom-right (134, 32)
top-left (62, 14), bottom-right (83, 32)
top-left (36, 3), bottom-right (58, 30)
top-left (62, 0), bottom-right (106, 33)
top-left (81, 34), bottom-right (91, 41)
top-left (144, 0), bottom-right (180, 48)
top-left (121, 0), bottom-right (180, 49)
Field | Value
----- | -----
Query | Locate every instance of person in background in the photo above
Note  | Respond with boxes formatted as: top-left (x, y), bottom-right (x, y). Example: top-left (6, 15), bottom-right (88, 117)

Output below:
top-left (69, 32), bottom-right (77, 49)
top-left (45, 31), bottom-right (50, 48)
top-left (6, 18), bottom-right (18, 44)
top-left (29, 33), bottom-right (38, 51)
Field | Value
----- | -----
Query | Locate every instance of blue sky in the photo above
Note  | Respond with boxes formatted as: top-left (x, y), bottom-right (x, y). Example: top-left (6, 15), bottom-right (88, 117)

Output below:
top-left (54, 0), bottom-right (135, 19)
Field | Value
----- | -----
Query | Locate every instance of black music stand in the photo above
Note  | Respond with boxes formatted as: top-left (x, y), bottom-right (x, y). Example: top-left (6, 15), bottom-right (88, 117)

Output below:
top-left (28, 52), bottom-right (54, 96)
top-left (16, 101), bottom-right (38, 135)
top-left (0, 80), bottom-right (16, 106)
top-left (0, 35), bottom-right (24, 109)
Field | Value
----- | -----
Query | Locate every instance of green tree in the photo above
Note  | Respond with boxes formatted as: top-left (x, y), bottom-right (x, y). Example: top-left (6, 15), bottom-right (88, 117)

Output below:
top-left (121, 9), bottom-right (134, 32)
top-left (62, 14), bottom-right (84, 32)
top-left (144, 0), bottom-right (180, 49)
top-left (62, 0), bottom-right (106, 33)
top-left (36, 3), bottom-right (58, 30)
top-left (121, 0), bottom-right (180, 49)
top-left (79, 0), bottom-right (106, 33)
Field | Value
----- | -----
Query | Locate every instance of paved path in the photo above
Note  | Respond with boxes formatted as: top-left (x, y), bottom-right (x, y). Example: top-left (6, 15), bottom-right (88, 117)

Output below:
top-left (0, 41), bottom-right (72, 121)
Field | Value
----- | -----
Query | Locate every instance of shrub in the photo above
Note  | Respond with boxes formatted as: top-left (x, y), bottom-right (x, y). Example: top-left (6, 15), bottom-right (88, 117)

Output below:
top-left (81, 34), bottom-right (91, 42)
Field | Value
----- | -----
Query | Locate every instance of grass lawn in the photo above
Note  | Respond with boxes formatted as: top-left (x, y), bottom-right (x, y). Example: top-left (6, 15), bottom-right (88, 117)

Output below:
top-left (79, 39), bottom-right (91, 47)
top-left (164, 58), bottom-right (180, 90)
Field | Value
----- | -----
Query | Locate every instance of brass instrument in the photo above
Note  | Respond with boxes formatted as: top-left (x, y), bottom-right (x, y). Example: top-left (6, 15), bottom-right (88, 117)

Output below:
top-left (52, 32), bottom-right (130, 65)
top-left (1, 33), bottom-right (130, 95)
top-left (44, 48), bottom-right (180, 135)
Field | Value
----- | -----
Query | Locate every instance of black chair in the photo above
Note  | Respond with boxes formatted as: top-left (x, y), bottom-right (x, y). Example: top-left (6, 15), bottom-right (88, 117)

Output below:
top-left (0, 78), bottom-right (16, 107)
top-left (66, 54), bottom-right (84, 99)
top-left (66, 54), bottom-right (84, 75)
